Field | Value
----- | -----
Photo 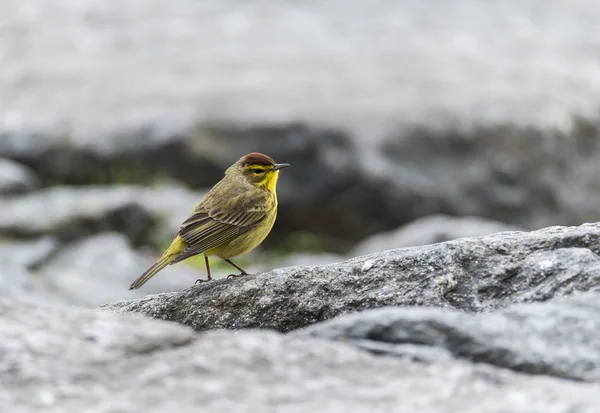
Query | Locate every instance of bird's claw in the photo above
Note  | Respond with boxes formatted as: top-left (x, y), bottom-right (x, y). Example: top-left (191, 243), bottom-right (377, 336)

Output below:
top-left (227, 272), bottom-right (249, 279)
top-left (195, 278), bottom-right (211, 284)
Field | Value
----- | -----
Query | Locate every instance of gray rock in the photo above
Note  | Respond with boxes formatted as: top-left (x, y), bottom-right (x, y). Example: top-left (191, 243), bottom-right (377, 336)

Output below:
top-left (3, 0), bottom-right (599, 130)
top-left (0, 184), bottom-right (205, 245)
top-left (0, 158), bottom-right (39, 194)
top-left (352, 214), bottom-right (522, 255)
top-left (0, 238), bottom-right (64, 306)
top-left (296, 292), bottom-right (600, 382)
top-left (36, 233), bottom-right (204, 307)
top-left (137, 183), bottom-right (207, 236)
top-left (35, 232), bottom-right (272, 308)
top-left (0, 264), bottom-right (48, 306)
top-left (0, 231), bottom-right (264, 308)
top-left (4, 1), bottom-right (600, 247)
top-left (275, 252), bottom-right (345, 268)
top-left (375, 125), bottom-right (600, 235)
top-left (0, 237), bottom-right (58, 269)
top-left (101, 223), bottom-right (600, 332)
top-left (0, 186), bottom-right (155, 244)
top-left (2, 298), bottom-right (600, 413)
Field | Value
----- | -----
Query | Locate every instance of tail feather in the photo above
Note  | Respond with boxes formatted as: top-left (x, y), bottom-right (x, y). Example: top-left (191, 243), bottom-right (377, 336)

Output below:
top-left (129, 255), bottom-right (176, 290)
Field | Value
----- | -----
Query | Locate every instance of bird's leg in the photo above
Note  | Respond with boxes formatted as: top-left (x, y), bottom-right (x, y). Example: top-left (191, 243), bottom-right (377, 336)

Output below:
top-left (195, 255), bottom-right (213, 284)
top-left (224, 258), bottom-right (249, 279)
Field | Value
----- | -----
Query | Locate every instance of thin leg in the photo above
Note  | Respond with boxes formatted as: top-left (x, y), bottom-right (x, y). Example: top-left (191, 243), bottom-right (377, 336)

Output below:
top-left (195, 255), bottom-right (213, 284)
top-left (224, 258), bottom-right (249, 279)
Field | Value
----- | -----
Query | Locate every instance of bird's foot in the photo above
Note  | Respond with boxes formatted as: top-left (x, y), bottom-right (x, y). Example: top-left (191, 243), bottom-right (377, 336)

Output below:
top-left (195, 278), bottom-right (212, 284)
top-left (227, 271), bottom-right (249, 279)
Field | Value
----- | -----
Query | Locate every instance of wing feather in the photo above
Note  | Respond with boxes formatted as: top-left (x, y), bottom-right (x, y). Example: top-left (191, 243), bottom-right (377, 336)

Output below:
top-left (170, 190), bottom-right (270, 263)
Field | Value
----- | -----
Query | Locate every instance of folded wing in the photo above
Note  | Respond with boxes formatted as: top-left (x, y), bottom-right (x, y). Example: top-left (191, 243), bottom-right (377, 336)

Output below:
top-left (170, 191), bottom-right (269, 264)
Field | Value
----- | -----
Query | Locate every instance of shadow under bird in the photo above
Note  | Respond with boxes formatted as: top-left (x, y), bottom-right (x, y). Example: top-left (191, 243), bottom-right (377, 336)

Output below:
top-left (129, 152), bottom-right (290, 290)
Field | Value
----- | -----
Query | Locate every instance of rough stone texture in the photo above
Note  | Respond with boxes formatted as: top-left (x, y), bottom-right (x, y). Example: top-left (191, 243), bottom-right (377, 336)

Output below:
top-left (4, 1), bottom-right (600, 248)
top-left (2, 298), bottom-right (600, 413)
top-left (0, 184), bottom-right (205, 244)
top-left (296, 292), bottom-right (600, 382)
top-left (0, 158), bottom-right (39, 194)
top-left (352, 214), bottom-right (522, 255)
top-left (102, 223), bottom-right (600, 332)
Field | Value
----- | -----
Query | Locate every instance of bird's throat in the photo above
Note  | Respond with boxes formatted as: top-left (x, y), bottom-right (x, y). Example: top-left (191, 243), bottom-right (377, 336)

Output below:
top-left (259, 171), bottom-right (280, 194)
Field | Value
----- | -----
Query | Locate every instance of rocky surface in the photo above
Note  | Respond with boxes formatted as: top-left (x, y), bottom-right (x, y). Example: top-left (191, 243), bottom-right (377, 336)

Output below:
top-left (0, 186), bottom-right (155, 244)
top-left (3, 2), bottom-right (600, 409)
top-left (0, 231), bottom-right (264, 308)
top-left (36, 233), bottom-right (204, 307)
top-left (0, 237), bottom-right (63, 306)
top-left (0, 158), bottom-right (39, 195)
top-left (296, 292), bottom-right (600, 382)
top-left (2, 298), bottom-right (600, 413)
top-left (102, 223), bottom-right (600, 332)
top-left (3, 1), bottom-right (600, 247)
top-left (4, 0), bottom-right (599, 127)
top-left (0, 184), bottom-right (205, 244)
top-left (352, 214), bottom-right (522, 255)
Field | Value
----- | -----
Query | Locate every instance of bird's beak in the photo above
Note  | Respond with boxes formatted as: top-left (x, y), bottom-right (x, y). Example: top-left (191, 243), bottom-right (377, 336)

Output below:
top-left (273, 163), bottom-right (290, 171)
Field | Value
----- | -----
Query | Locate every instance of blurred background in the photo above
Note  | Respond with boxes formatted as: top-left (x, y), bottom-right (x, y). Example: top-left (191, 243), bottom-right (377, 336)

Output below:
top-left (1, 0), bottom-right (600, 307)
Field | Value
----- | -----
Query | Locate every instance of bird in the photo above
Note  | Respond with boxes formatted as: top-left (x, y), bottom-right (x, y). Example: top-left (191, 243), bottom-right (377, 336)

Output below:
top-left (129, 152), bottom-right (290, 290)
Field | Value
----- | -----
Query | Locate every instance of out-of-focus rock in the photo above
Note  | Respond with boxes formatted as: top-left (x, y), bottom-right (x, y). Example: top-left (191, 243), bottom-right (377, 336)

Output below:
top-left (2, 298), bottom-right (600, 413)
top-left (101, 223), bottom-right (600, 332)
top-left (0, 238), bottom-right (63, 306)
top-left (0, 236), bottom-right (58, 269)
top-left (3, 1), bottom-right (600, 248)
top-left (0, 186), bottom-right (155, 244)
top-left (36, 233), bottom-right (205, 307)
top-left (138, 183), bottom-right (207, 236)
top-left (0, 231), bottom-right (250, 308)
top-left (0, 158), bottom-right (39, 195)
top-left (352, 214), bottom-right (521, 255)
top-left (0, 184), bottom-right (205, 245)
top-left (296, 292), bottom-right (600, 382)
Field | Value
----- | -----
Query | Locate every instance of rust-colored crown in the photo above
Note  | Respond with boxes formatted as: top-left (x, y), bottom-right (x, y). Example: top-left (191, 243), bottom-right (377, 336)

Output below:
top-left (239, 152), bottom-right (275, 167)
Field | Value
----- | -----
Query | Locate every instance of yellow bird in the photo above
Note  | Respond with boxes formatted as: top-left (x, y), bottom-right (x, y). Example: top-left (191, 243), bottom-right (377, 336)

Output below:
top-left (129, 152), bottom-right (290, 290)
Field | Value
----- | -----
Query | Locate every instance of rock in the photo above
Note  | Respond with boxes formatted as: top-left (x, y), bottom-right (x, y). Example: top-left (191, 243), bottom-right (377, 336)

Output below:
top-left (296, 292), bottom-right (600, 382)
top-left (0, 236), bottom-right (58, 269)
top-left (374, 124), bottom-right (600, 235)
top-left (101, 223), bottom-right (600, 332)
top-left (2, 298), bottom-right (600, 413)
top-left (275, 252), bottom-right (346, 268)
top-left (0, 158), bottom-right (39, 194)
top-left (0, 238), bottom-right (64, 306)
top-left (0, 184), bottom-right (205, 245)
top-left (4, 1), bottom-right (600, 248)
top-left (138, 183), bottom-right (207, 236)
top-left (0, 231), bottom-right (268, 308)
top-left (35, 233), bottom-right (205, 307)
top-left (352, 214), bottom-right (522, 255)
top-left (0, 186), bottom-right (155, 244)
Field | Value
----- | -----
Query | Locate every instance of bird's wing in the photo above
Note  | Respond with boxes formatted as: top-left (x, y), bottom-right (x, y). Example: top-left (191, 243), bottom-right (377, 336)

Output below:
top-left (170, 191), bottom-right (269, 263)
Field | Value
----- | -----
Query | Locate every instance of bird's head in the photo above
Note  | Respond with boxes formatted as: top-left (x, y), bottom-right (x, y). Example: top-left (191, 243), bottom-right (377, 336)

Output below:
top-left (230, 152), bottom-right (290, 191)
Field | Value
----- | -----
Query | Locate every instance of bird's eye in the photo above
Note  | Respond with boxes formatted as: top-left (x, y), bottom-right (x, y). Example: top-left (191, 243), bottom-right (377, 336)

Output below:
top-left (252, 168), bottom-right (263, 174)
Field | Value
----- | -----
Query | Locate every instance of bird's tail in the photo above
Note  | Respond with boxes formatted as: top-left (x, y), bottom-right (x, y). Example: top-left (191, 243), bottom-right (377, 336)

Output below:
top-left (129, 255), bottom-right (176, 290)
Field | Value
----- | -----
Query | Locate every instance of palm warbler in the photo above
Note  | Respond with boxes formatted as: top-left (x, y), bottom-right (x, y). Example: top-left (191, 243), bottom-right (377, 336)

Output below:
top-left (129, 152), bottom-right (290, 290)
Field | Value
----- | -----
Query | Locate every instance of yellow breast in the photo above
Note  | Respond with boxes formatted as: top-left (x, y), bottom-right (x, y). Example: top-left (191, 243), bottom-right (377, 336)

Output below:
top-left (207, 192), bottom-right (278, 259)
